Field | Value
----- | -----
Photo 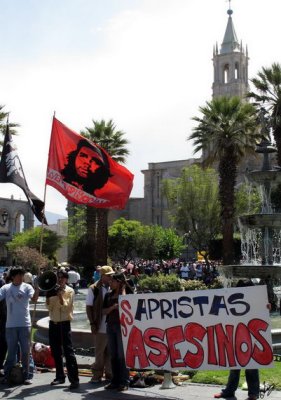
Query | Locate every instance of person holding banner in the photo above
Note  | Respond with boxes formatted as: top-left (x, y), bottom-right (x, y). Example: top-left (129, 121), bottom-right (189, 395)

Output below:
top-left (86, 265), bottom-right (114, 383)
top-left (214, 369), bottom-right (259, 400)
top-left (214, 279), bottom-right (268, 400)
top-left (103, 272), bottom-right (130, 392)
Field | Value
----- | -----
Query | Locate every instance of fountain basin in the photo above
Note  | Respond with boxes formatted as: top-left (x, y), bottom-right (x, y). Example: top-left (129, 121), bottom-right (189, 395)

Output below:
top-left (272, 329), bottom-right (281, 354)
top-left (246, 170), bottom-right (281, 184)
top-left (239, 214), bottom-right (281, 228)
top-left (219, 265), bottom-right (281, 280)
top-left (35, 314), bottom-right (93, 349)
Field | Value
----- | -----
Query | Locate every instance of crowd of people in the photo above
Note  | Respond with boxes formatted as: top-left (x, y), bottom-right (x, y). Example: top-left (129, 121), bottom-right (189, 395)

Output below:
top-left (0, 262), bottom-right (267, 399)
top-left (0, 264), bottom-right (133, 391)
top-left (103, 259), bottom-right (221, 287)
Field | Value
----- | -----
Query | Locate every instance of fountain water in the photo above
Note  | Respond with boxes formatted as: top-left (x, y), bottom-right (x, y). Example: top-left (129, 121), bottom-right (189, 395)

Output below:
top-left (220, 138), bottom-right (281, 282)
top-left (218, 124), bottom-right (281, 353)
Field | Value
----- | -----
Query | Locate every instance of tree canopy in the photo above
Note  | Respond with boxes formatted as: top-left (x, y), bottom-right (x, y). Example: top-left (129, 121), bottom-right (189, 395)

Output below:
top-left (248, 62), bottom-right (281, 165)
top-left (163, 164), bottom-right (220, 263)
top-left (79, 118), bottom-right (130, 267)
top-left (7, 226), bottom-right (63, 261)
top-left (189, 96), bottom-right (263, 264)
top-left (11, 246), bottom-right (49, 274)
top-left (108, 218), bottom-right (184, 262)
top-left (0, 104), bottom-right (19, 149)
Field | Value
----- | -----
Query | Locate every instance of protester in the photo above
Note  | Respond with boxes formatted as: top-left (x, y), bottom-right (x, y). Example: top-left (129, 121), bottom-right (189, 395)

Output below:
top-left (86, 265), bottom-right (114, 383)
top-left (46, 269), bottom-right (79, 390)
top-left (214, 369), bottom-right (260, 400)
top-left (23, 268), bottom-right (33, 285)
top-left (67, 266), bottom-right (80, 294)
top-left (93, 266), bottom-right (101, 283)
top-left (180, 262), bottom-right (189, 280)
top-left (0, 273), bottom-right (8, 376)
top-left (0, 266), bottom-right (39, 385)
top-left (213, 279), bottom-right (267, 400)
top-left (103, 272), bottom-right (131, 392)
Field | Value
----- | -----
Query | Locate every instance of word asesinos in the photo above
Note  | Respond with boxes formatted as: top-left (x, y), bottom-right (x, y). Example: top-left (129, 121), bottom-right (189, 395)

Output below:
top-left (119, 292), bottom-right (273, 370)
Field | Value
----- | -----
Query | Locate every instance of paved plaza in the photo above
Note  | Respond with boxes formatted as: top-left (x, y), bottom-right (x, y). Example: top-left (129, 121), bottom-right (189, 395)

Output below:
top-left (1, 370), bottom-right (281, 400)
top-left (1, 354), bottom-right (280, 400)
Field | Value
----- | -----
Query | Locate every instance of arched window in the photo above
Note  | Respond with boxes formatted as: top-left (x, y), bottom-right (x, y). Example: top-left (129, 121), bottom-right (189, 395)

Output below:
top-left (156, 172), bottom-right (161, 199)
top-left (15, 212), bottom-right (25, 233)
top-left (223, 64), bottom-right (229, 83)
top-left (235, 62), bottom-right (239, 79)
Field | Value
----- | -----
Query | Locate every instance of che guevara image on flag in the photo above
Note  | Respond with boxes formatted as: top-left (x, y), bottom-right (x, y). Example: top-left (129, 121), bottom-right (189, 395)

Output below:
top-left (46, 118), bottom-right (134, 209)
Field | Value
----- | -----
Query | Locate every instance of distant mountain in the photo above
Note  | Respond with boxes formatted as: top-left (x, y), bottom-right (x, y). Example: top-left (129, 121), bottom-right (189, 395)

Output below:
top-left (35, 211), bottom-right (67, 226)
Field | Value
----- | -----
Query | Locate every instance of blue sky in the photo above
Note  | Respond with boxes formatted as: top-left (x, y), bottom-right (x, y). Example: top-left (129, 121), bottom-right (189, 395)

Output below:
top-left (0, 0), bottom-right (280, 217)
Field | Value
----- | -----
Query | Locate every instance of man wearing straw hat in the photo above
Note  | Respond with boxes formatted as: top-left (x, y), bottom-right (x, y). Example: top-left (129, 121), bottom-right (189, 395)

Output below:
top-left (86, 265), bottom-right (115, 383)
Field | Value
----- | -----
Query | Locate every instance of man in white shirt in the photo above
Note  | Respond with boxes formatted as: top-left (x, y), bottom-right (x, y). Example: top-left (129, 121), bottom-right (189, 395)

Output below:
top-left (0, 266), bottom-right (39, 385)
top-left (23, 268), bottom-right (33, 285)
top-left (67, 267), bottom-right (80, 294)
top-left (180, 262), bottom-right (189, 280)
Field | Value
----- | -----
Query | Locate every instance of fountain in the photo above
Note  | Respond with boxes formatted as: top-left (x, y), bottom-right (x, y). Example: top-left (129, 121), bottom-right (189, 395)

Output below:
top-left (34, 290), bottom-right (93, 349)
top-left (220, 137), bottom-right (281, 282)
top-left (218, 114), bottom-right (281, 353)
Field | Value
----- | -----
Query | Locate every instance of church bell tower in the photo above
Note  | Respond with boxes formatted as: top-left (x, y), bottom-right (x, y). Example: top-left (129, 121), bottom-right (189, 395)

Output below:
top-left (212, 5), bottom-right (249, 98)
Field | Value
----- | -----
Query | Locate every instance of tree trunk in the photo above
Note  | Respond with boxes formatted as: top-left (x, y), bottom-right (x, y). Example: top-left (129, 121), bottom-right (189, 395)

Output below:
top-left (95, 209), bottom-right (109, 265)
top-left (86, 206), bottom-right (98, 266)
top-left (219, 153), bottom-right (237, 265)
top-left (273, 125), bottom-right (281, 167)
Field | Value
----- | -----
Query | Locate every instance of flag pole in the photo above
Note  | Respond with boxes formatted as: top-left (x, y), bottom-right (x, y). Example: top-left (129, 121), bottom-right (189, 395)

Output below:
top-left (33, 113), bottom-right (57, 360)
top-left (39, 111), bottom-right (56, 255)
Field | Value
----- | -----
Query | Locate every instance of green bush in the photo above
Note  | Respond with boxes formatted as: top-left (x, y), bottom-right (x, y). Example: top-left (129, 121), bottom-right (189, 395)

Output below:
top-left (181, 279), bottom-right (208, 291)
top-left (137, 274), bottom-right (224, 293)
top-left (137, 273), bottom-right (182, 293)
top-left (209, 278), bottom-right (224, 289)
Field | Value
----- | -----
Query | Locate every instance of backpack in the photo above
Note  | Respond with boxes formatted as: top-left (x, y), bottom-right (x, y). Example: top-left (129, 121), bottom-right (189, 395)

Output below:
top-left (7, 364), bottom-right (24, 385)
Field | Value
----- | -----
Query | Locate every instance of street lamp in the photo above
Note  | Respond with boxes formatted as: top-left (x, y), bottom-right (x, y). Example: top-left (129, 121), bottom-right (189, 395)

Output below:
top-left (0, 211), bottom-right (8, 227)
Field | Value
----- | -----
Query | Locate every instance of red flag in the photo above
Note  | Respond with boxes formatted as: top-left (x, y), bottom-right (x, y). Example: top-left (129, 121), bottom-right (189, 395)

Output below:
top-left (46, 117), bottom-right (134, 209)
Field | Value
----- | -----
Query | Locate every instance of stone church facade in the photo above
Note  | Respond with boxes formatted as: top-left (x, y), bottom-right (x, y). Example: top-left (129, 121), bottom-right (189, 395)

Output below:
top-left (0, 196), bottom-right (34, 265)
top-left (0, 6), bottom-right (265, 266)
top-left (109, 5), bottom-right (261, 229)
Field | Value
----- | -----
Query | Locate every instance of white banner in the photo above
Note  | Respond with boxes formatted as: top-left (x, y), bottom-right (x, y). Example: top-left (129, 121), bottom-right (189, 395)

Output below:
top-left (119, 285), bottom-right (273, 371)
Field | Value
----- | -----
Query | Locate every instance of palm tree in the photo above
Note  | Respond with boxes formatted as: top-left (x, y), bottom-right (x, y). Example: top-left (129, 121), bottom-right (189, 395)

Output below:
top-left (189, 96), bottom-right (262, 265)
top-left (0, 104), bottom-right (19, 149)
top-left (81, 119), bottom-right (130, 266)
top-left (247, 63), bottom-right (281, 166)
